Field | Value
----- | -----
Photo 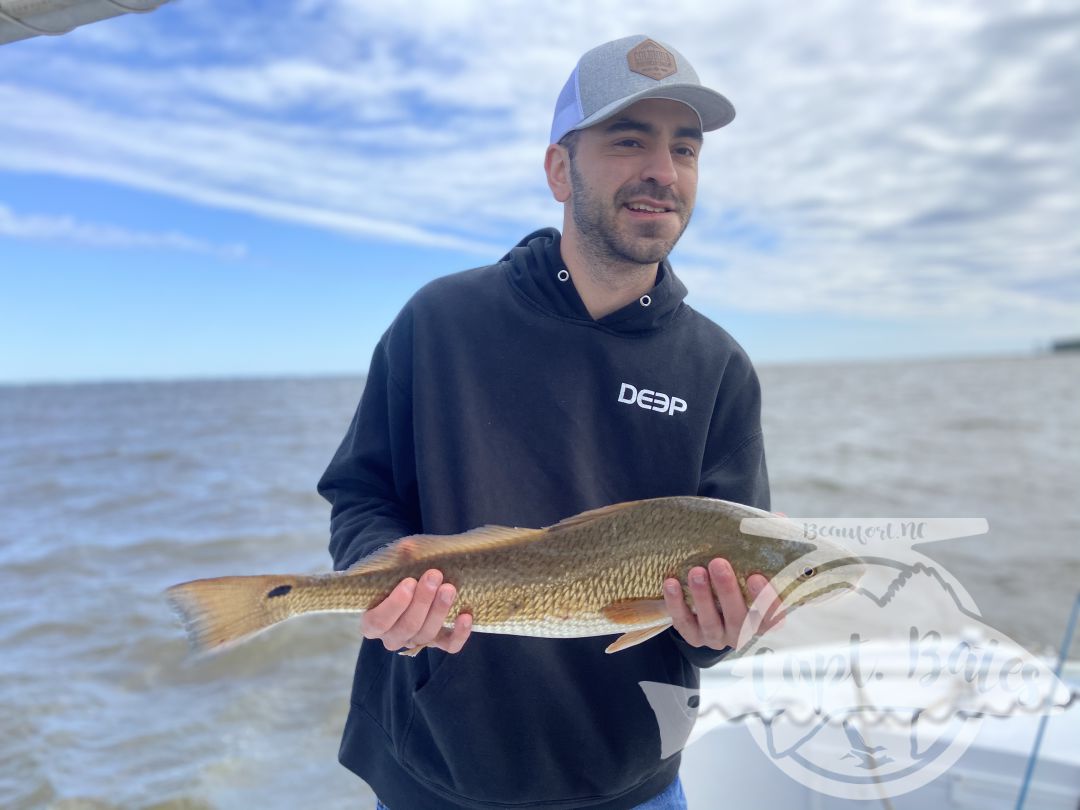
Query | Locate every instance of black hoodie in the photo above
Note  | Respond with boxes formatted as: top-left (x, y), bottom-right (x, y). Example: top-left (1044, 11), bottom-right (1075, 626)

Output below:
top-left (318, 228), bottom-right (769, 809)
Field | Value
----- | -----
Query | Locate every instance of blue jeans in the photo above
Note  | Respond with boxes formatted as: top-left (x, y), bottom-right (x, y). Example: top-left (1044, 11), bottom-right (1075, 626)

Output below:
top-left (375, 775), bottom-right (686, 810)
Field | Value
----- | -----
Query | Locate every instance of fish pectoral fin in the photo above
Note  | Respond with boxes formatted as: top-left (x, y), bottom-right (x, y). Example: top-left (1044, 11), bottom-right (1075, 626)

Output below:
top-left (601, 599), bottom-right (674, 654)
top-left (601, 598), bottom-right (671, 625)
top-left (605, 623), bottom-right (672, 654)
top-left (398, 642), bottom-right (430, 657)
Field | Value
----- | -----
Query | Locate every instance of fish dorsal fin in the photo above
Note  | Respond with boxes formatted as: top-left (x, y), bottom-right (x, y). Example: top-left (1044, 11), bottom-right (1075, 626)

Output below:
top-left (347, 525), bottom-right (541, 574)
top-left (549, 499), bottom-right (648, 532)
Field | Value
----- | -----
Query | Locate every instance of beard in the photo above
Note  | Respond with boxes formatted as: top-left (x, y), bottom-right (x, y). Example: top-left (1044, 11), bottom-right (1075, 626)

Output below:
top-left (568, 158), bottom-right (692, 267)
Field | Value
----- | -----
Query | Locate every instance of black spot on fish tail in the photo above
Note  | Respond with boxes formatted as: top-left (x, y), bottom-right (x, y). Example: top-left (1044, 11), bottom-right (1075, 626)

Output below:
top-left (267, 584), bottom-right (292, 599)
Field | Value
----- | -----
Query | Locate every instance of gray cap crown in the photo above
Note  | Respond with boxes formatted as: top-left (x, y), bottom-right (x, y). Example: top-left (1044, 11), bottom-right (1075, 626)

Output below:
top-left (550, 35), bottom-right (735, 145)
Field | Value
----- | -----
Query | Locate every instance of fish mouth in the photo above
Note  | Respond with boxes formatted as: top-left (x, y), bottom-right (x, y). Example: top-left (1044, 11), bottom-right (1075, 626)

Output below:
top-left (769, 555), bottom-right (868, 609)
top-left (776, 578), bottom-right (858, 608)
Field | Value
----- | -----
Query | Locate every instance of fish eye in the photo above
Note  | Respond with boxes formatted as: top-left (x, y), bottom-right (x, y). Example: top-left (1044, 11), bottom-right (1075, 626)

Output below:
top-left (801, 566), bottom-right (815, 578)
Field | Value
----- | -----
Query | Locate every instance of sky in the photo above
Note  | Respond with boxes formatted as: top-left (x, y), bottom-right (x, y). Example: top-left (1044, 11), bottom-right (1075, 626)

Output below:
top-left (1, 0), bottom-right (1077, 383)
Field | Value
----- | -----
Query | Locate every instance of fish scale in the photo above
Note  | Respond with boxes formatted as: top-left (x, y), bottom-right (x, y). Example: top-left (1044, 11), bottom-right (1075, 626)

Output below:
top-left (166, 496), bottom-right (865, 655)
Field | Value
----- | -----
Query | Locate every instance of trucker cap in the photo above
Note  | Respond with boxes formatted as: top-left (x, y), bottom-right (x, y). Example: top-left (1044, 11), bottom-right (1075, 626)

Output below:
top-left (550, 35), bottom-right (735, 145)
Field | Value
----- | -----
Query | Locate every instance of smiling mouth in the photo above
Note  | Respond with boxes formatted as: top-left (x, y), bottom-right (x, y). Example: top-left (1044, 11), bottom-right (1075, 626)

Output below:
top-left (624, 202), bottom-right (674, 215)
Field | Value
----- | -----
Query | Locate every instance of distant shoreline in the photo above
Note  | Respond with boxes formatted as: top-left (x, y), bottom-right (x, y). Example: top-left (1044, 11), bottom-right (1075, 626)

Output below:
top-left (1052, 337), bottom-right (1080, 353)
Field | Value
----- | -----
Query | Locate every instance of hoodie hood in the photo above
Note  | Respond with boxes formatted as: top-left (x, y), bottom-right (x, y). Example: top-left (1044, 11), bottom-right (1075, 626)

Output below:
top-left (502, 228), bottom-right (688, 334)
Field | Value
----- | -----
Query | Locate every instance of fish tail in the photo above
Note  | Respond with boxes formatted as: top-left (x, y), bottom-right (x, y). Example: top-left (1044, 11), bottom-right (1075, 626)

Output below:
top-left (165, 574), bottom-right (300, 655)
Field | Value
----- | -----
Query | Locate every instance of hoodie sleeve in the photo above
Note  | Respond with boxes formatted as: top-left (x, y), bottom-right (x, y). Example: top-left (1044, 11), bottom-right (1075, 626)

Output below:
top-left (317, 322), bottom-right (421, 572)
top-left (670, 351), bottom-right (771, 668)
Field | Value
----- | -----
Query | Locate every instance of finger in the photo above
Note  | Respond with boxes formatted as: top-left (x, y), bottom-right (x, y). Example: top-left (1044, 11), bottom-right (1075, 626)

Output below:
top-left (663, 577), bottom-right (701, 647)
top-left (362, 577), bottom-right (417, 639)
top-left (383, 569), bottom-right (442, 650)
top-left (435, 612), bottom-right (473, 654)
top-left (709, 559), bottom-right (748, 646)
top-left (689, 565), bottom-right (725, 645)
top-left (409, 583), bottom-right (458, 646)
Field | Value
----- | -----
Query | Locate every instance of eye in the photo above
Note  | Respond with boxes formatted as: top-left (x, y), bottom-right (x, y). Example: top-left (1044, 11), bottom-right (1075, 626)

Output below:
top-left (614, 138), bottom-right (643, 148)
top-left (674, 146), bottom-right (697, 158)
top-left (801, 566), bottom-right (816, 578)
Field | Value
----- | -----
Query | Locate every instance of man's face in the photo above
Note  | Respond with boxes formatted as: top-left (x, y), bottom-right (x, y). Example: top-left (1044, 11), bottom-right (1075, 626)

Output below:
top-left (566, 98), bottom-right (702, 267)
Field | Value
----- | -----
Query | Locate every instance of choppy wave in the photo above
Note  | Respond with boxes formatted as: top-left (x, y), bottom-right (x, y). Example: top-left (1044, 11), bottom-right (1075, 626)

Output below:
top-left (1, 357), bottom-right (1077, 807)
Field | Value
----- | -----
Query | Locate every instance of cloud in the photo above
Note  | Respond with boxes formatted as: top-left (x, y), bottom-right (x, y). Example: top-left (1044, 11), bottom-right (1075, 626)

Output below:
top-left (0, 0), bottom-right (1076, 325)
top-left (0, 202), bottom-right (247, 259)
top-left (668, 0), bottom-right (1080, 327)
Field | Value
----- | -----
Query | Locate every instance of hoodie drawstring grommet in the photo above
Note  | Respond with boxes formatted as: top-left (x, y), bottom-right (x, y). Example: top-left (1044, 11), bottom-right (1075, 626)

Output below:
top-left (639, 295), bottom-right (652, 307)
top-left (557, 269), bottom-right (570, 282)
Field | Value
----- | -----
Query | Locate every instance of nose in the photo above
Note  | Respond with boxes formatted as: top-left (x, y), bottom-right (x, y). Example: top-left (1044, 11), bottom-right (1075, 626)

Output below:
top-left (640, 145), bottom-right (678, 187)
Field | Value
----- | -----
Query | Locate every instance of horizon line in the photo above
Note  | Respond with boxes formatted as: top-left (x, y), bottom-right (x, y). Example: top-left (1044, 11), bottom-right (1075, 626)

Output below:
top-left (2, 347), bottom-right (1071, 389)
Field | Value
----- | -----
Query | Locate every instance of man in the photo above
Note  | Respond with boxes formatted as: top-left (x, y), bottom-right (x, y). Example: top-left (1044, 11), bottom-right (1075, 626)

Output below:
top-left (318, 35), bottom-right (771, 810)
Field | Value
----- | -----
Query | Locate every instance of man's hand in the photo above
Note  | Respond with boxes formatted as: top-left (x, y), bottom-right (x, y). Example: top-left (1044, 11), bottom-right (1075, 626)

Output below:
top-left (361, 568), bottom-right (472, 654)
top-left (663, 558), bottom-right (782, 651)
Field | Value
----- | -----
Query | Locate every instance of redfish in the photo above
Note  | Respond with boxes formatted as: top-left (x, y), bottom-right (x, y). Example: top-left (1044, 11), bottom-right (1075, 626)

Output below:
top-left (166, 497), bottom-right (864, 655)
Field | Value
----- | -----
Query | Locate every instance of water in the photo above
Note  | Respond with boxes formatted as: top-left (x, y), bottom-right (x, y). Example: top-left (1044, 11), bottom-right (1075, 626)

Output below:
top-left (1, 354), bottom-right (1077, 808)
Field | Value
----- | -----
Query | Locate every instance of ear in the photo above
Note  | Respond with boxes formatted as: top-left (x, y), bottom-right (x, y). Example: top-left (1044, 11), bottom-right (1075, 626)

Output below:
top-left (544, 143), bottom-right (572, 203)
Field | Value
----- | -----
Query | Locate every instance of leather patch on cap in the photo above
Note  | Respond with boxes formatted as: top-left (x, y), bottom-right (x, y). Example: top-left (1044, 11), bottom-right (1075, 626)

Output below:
top-left (627, 39), bottom-right (677, 80)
